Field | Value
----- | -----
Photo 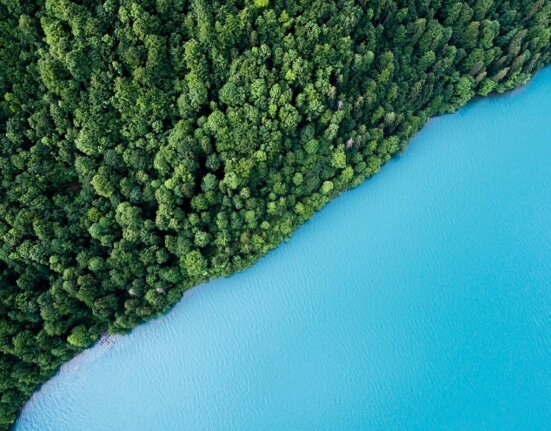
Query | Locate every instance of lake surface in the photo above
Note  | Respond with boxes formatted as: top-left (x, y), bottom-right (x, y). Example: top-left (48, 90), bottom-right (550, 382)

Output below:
top-left (15, 68), bottom-right (551, 431)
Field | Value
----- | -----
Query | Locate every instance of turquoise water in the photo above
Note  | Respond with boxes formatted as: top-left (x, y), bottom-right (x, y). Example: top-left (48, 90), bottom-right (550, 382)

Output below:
top-left (15, 68), bottom-right (551, 431)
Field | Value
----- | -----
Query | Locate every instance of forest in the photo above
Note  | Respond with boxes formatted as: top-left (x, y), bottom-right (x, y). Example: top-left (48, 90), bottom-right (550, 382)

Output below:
top-left (0, 0), bottom-right (549, 427)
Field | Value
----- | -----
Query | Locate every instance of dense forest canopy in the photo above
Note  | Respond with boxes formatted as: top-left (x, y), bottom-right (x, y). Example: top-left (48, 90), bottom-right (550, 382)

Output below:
top-left (0, 0), bottom-right (549, 427)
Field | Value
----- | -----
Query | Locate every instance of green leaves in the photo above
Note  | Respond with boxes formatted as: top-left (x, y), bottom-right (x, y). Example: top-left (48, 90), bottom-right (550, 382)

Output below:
top-left (253, 0), bottom-right (269, 8)
top-left (91, 172), bottom-right (115, 198)
top-left (321, 181), bottom-right (334, 195)
top-left (183, 250), bottom-right (207, 277)
top-left (331, 149), bottom-right (347, 169)
top-left (66, 325), bottom-right (91, 348)
top-left (0, 0), bottom-right (549, 426)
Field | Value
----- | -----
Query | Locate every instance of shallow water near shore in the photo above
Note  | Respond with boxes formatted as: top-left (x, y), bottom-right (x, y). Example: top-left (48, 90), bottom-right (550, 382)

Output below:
top-left (15, 68), bottom-right (551, 431)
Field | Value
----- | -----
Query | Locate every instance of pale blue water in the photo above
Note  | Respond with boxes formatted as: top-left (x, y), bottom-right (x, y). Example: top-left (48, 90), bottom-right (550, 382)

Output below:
top-left (15, 68), bottom-right (551, 431)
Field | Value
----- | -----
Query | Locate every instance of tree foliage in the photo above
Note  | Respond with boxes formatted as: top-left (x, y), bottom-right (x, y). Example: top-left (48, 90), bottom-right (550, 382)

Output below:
top-left (0, 0), bottom-right (550, 426)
